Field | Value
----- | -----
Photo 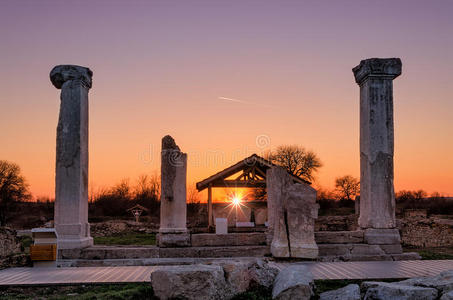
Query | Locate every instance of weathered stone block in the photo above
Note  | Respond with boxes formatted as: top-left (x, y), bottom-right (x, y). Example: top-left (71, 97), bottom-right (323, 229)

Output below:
top-left (379, 244), bottom-right (403, 254)
top-left (191, 233), bottom-right (266, 247)
top-left (364, 228), bottom-right (401, 245)
top-left (391, 252), bottom-right (421, 261)
top-left (150, 264), bottom-right (227, 300)
top-left (267, 166), bottom-right (318, 259)
top-left (362, 281), bottom-right (437, 300)
top-left (272, 265), bottom-right (314, 300)
top-left (318, 244), bottom-right (351, 256)
top-left (320, 284), bottom-right (360, 300)
top-left (158, 232), bottom-right (190, 248)
top-left (397, 270), bottom-right (453, 293)
top-left (350, 244), bottom-right (385, 256)
top-left (315, 231), bottom-right (364, 244)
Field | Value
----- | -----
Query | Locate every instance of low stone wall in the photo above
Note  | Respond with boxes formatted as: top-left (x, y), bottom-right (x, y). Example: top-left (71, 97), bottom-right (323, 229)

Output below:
top-left (398, 217), bottom-right (453, 248)
top-left (90, 220), bottom-right (158, 237)
top-left (0, 227), bottom-right (28, 269)
top-left (315, 215), bottom-right (359, 232)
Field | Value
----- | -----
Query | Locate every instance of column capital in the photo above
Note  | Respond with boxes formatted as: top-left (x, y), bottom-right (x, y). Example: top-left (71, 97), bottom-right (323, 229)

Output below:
top-left (353, 58), bottom-right (402, 85)
top-left (50, 65), bottom-right (93, 89)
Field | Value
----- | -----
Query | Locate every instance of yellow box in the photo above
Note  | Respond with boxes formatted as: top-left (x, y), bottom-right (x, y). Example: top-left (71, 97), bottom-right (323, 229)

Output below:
top-left (30, 244), bottom-right (57, 261)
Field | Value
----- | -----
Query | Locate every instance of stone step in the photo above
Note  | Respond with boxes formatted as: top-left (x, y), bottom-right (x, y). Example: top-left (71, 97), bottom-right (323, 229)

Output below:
top-left (190, 231), bottom-right (365, 247)
top-left (58, 257), bottom-right (266, 268)
top-left (191, 233), bottom-right (266, 247)
top-left (59, 245), bottom-right (271, 260)
top-left (315, 231), bottom-right (364, 244)
top-left (318, 243), bottom-right (403, 257)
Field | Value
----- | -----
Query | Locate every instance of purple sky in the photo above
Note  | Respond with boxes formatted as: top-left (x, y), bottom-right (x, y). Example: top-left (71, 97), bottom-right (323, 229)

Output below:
top-left (0, 0), bottom-right (452, 197)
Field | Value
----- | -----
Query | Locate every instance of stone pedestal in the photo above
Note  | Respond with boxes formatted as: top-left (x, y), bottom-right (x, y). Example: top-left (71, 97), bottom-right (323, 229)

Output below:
top-left (353, 58), bottom-right (402, 229)
top-left (51, 65), bottom-right (93, 249)
top-left (158, 136), bottom-right (190, 247)
top-left (267, 166), bottom-right (319, 258)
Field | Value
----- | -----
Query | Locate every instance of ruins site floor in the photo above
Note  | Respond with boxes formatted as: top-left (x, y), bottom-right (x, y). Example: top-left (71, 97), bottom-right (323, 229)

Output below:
top-left (2, 259), bottom-right (453, 286)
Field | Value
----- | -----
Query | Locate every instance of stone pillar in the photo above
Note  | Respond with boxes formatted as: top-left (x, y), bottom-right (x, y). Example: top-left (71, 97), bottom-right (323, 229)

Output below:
top-left (158, 135), bottom-right (190, 247)
top-left (353, 58), bottom-right (402, 229)
top-left (353, 58), bottom-right (402, 247)
top-left (50, 65), bottom-right (93, 249)
top-left (267, 166), bottom-right (318, 258)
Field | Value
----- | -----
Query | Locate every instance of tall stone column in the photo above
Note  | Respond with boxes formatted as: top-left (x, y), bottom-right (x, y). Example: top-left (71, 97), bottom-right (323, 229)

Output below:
top-left (158, 135), bottom-right (190, 247)
top-left (50, 65), bottom-right (93, 249)
top-left (353, 58), bottom-right (401, 229)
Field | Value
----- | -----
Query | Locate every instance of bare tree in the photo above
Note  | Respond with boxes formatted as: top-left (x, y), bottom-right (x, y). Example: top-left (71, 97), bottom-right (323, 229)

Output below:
top-left (335, 175), bottom-right (360, 201)
top-left (267, 145), bottom-right (322, 182)
top-left (187, 185), bottom-right (200, 204)
top-left (0, 160), bottom-right (31, 226)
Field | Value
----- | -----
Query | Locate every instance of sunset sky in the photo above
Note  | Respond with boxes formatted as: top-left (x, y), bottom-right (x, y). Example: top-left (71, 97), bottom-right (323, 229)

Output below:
top-left (0, 0), bottom-right (452, 199)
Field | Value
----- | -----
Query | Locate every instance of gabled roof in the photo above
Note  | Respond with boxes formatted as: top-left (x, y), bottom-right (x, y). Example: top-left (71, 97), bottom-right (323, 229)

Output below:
top-left (127, 204), bottom-right (150, 212)
top-left (196, 154), bottom-right (310, 191)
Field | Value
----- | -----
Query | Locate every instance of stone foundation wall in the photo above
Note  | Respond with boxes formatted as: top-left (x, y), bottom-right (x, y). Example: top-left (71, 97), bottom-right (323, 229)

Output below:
top-left (398, 217), bottom-right (453, 248)
top-left (315, 215), bottom-right (359, 231)
top-left (0, 227), bottom-right (28, 269)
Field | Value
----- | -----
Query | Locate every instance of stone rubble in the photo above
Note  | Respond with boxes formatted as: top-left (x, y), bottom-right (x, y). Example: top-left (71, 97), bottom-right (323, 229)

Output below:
top-left (271, 265), bottom-right (314, 300)
top-left (320, 284), bottom-right (360, 300)
top-left (362, 281), bottom-right (437, 300)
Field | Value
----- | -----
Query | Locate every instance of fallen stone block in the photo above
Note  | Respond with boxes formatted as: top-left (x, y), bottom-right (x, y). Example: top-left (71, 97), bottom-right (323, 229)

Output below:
top-left (272, 265), bottom-right (314, 300)
top-left (319, 284), bottom-right (360, 300)
top-left (217, 258), bottom-right (279, 296)
top-left (150, 264), bottom-right (227, 300)
top-left (397, 270), bottom-right (453, 293)
top-left (441, 290), bottom-right (453, 300)
top-left (362, 281), bottom-right (437, 300)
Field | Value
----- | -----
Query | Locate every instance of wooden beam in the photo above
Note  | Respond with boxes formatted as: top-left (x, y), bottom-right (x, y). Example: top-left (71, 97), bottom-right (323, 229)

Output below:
top-left (208, 184), bottom-right (213, 228)
top-left (208, 180), bottom-right (266, 188)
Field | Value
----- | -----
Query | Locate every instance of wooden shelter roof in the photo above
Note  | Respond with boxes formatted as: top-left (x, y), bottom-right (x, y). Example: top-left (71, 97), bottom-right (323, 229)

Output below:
top-left (196, 154), bottom-right (310, 191)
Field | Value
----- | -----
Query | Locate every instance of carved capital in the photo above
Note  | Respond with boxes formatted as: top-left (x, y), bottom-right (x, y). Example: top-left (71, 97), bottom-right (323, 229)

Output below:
top-left (50, 65), bottom-right (93, 89)
top-left (353, 58), bottom-right (402, 85)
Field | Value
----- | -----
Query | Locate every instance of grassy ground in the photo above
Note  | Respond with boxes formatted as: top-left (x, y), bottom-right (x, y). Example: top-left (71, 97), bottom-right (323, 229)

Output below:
top-left (2, 279), bottom-right (411, 300)
top-left (93, 233), bottom-right (156, 246)
top-left (0, 284), bottom-right (156, 300)
top-left (404, 246), bottom-right (453, 260)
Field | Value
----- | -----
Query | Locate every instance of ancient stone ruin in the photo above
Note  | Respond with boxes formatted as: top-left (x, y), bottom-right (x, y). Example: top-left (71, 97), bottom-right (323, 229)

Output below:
top-left (54, 58), bottom-right (420, 266)
top-left (158, 135), bottom-right (190, 247)
top-left (267, 166), bottom-right (318, 258)
top-left (50, 65), bottom-right (93, 249)
top-left (353, 58), bottom-right (403, 252)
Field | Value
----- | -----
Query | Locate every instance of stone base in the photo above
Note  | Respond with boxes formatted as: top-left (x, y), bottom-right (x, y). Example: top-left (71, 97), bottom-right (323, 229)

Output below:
top-left (364, 228), bottom-right (401, 245)
top-left (158, 232), bottom-right (191, 248)
top-left (291, 243), bottom-right (318, 259)
top-left (270, 241), bottom-right (289, 258)
top-left (58, 236), bottom-right (93, 249)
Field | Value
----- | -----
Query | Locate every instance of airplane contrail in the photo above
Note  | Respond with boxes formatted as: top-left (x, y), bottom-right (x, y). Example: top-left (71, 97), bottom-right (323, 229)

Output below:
top-left (218, 96), bottom-right (276, 108)
top-left (218, 97), bottom-right (249, 104)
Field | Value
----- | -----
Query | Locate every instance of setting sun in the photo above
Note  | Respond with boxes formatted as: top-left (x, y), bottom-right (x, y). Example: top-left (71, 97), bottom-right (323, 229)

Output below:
top-left (232, 196), bottom-right (241, 206)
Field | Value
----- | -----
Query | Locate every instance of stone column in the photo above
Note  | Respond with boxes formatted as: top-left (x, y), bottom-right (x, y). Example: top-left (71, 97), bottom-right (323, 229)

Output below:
top-left (353, 58), bottom-right (402, 246)
top-left (158, 135), bottom-right (190, 247)
top-left (50, 65), bottom-right (93, 249)
top-left (267, 166), bottom-right (319, 258)
top-left (353, 58), bottom-right (401, 229)
top-left (266, 167), bottom-right (292, 257)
